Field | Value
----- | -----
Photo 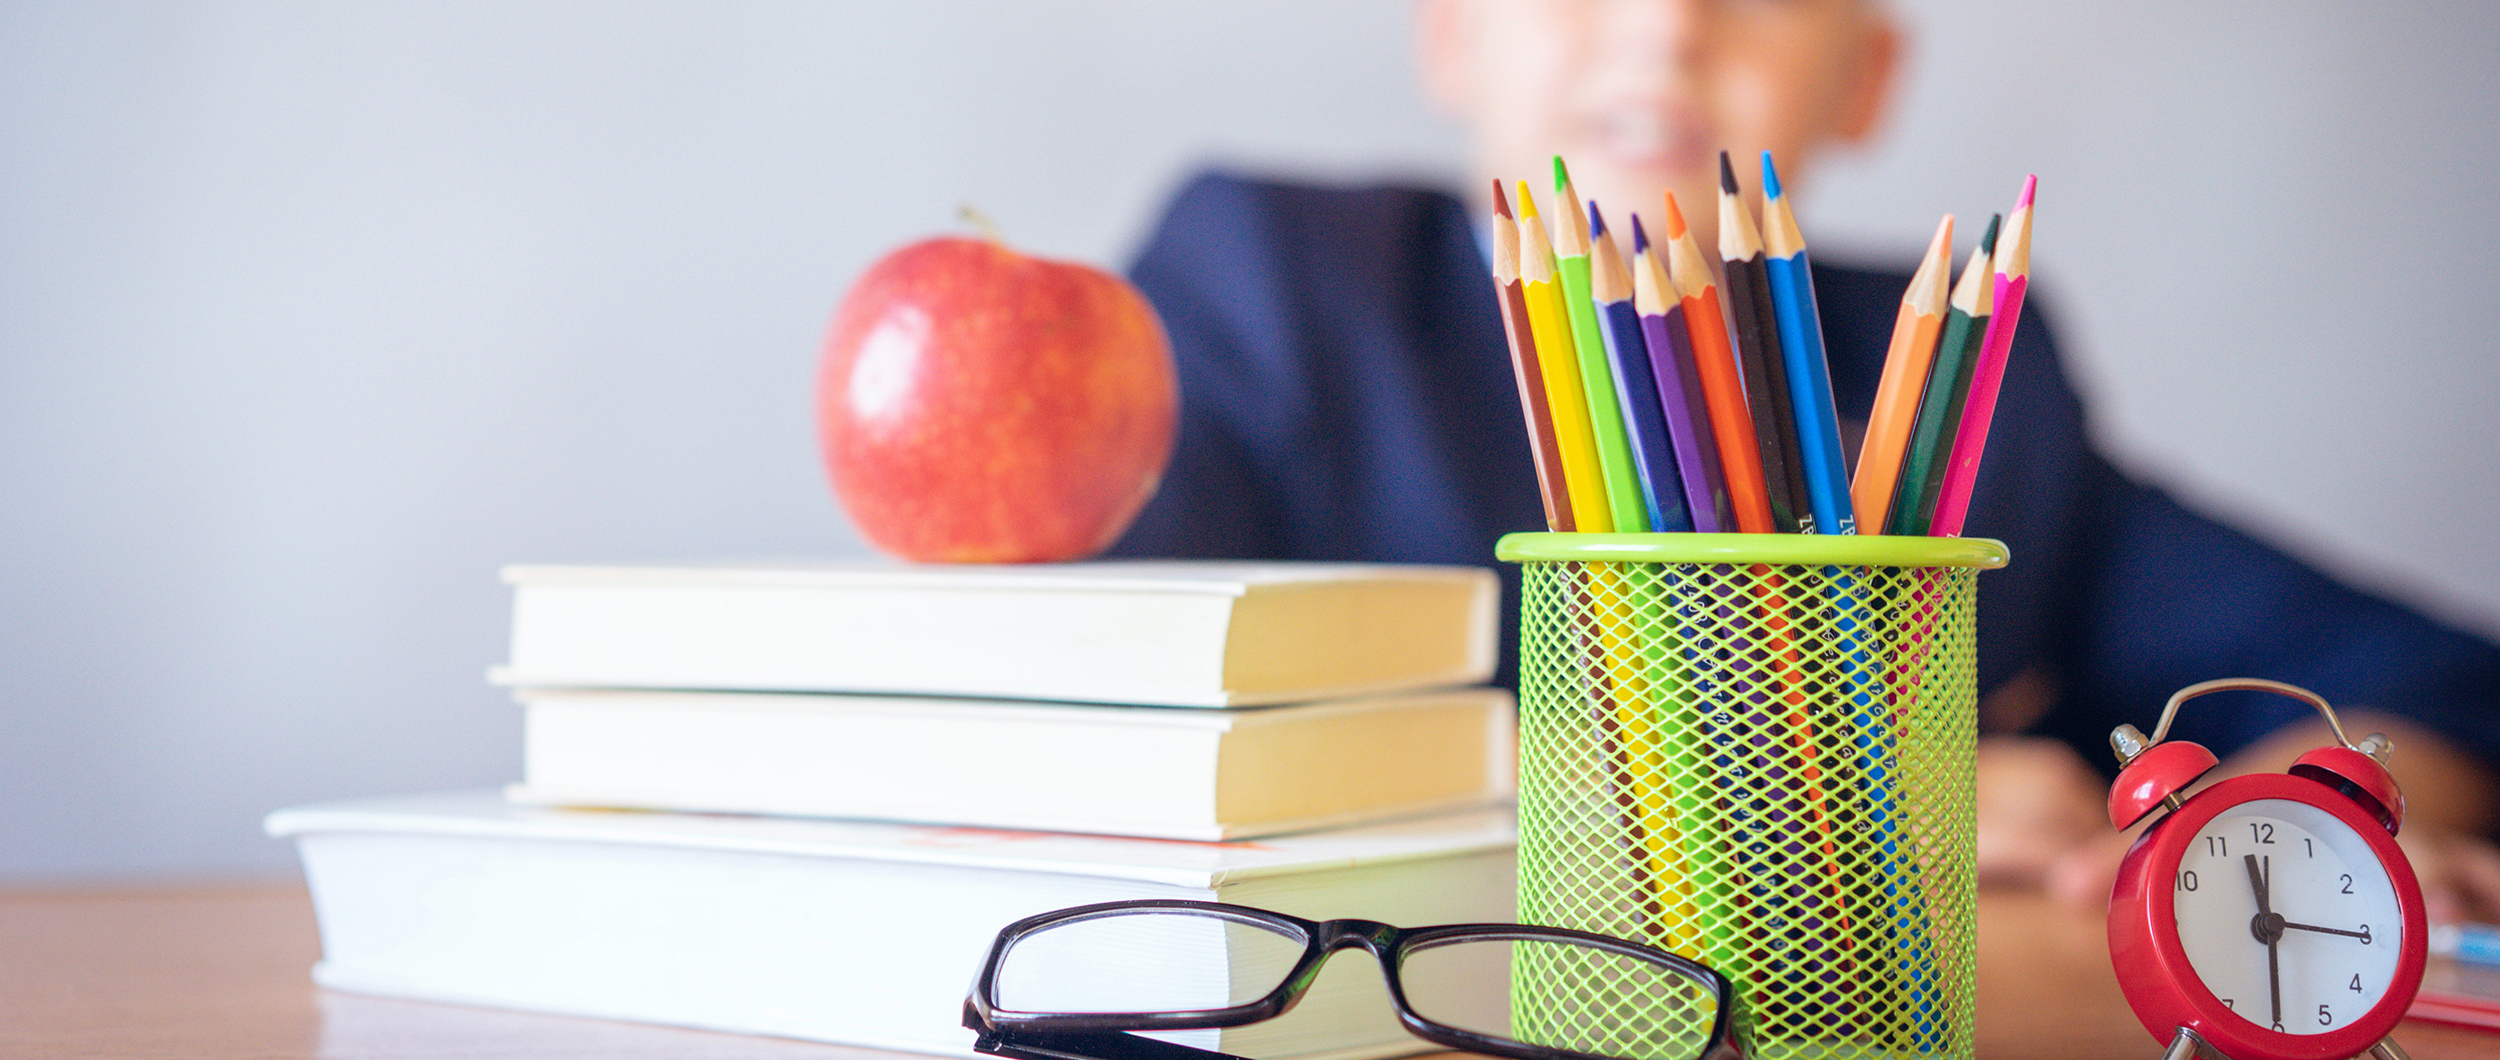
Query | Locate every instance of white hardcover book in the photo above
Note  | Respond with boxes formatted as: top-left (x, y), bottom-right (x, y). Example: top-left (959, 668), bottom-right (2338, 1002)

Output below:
top-left (269, 791), bottom-right (1518, 1059)
top-left (494, 560), bottom-right (1498, 707)
top-left (505, 686), bottom-right (1516, 840)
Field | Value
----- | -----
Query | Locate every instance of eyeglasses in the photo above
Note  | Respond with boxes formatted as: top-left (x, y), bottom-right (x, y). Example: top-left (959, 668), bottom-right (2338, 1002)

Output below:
top-left (963, 899), bottom-right (1748, 1060)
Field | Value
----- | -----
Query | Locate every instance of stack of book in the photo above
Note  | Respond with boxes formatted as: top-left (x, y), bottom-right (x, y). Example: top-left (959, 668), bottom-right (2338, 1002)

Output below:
top-left (269, 560), bottom-right (1522, 1059)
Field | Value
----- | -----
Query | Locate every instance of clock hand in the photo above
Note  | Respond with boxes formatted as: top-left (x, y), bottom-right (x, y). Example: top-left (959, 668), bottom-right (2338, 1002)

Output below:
top-left (2269, 929), bottom-right (2282, 1030)
top-left (2279, 921), bottom-right (2373, 941)
top-left (2246, 854), bottom-right (2281, 1029)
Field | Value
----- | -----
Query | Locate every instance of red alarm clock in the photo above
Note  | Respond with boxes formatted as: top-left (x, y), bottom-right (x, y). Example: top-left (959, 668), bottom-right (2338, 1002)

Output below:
top-left (2105, 678), bottom-right (2426, 1060)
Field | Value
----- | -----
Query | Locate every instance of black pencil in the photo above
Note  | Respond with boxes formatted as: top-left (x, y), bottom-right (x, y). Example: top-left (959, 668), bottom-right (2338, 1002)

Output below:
top-left (1717, 152), bottom-right (1808, 534)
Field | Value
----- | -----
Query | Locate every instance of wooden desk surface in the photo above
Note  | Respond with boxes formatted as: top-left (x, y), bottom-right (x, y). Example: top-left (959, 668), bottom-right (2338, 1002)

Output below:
top-left (2, 884), bottom-right (2491, 1060)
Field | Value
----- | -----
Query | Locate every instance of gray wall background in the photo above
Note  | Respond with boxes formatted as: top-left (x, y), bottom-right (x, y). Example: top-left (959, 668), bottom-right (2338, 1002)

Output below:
top-left (4, 2), bottom-right (2494, 882)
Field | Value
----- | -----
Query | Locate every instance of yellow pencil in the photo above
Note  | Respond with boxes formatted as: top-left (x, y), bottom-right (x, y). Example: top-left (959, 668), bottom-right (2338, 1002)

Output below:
top-left (1516, 182), bottom-right (1614, 532)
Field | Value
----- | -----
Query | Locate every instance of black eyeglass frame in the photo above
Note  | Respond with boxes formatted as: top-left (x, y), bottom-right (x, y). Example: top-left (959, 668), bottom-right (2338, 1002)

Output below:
top-left (963, 898), bottom-right (1748, 1060)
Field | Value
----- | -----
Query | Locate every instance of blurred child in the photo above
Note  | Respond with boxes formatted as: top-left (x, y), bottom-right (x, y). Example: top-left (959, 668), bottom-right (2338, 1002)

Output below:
top-left (1108, 0), bottom-right (2500, 922)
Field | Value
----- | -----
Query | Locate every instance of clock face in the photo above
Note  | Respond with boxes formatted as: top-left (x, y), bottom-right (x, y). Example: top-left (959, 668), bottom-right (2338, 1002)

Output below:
top-left (2170, 797), bottom-right (2404, 1036)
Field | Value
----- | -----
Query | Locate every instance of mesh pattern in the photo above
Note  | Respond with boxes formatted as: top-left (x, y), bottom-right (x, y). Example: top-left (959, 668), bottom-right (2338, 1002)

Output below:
top-left (1513, 558), bottom-right (1980, 1060)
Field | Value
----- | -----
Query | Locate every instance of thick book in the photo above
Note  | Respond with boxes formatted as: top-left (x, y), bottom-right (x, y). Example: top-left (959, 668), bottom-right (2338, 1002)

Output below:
top-left (269, 791), bottom-right (1517, 1059)
top-left (505, 686), bottom-right (1517, 840)
top-left (494, 560), bottom-right (1499, 708)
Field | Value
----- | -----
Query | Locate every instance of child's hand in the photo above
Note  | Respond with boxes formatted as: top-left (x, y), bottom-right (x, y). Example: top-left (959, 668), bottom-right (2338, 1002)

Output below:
top-left (1974, 735), bottom-right (2109, 888)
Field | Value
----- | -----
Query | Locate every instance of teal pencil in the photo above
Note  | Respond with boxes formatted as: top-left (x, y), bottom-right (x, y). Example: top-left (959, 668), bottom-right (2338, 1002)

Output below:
top-left (1887, 215), bottom-right (2001, 537)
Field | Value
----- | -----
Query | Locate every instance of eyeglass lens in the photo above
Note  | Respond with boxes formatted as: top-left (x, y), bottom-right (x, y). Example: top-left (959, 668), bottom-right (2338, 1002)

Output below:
top-left (1402, 937), bottom-right (1720, 1059)
top-left (994, 910), bottom-right (1307, 1013)
top-left (992, 910), bottom-right (1720, 1060)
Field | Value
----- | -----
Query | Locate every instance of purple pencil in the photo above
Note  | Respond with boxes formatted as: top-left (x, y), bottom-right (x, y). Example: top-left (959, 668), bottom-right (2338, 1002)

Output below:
top-left (1631, 215), bottom-right (1733, 533)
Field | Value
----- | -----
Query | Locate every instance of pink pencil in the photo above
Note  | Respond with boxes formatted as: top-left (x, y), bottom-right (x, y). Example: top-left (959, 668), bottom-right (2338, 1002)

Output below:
top-left (1929, 175), bottom-right (2035, 537)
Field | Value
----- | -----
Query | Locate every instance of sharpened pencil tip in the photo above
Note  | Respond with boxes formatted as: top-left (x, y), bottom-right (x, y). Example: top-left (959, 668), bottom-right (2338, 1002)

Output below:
top-left (1552, 155), bottom-right (1571, 194)
top-left (1760, 152), bottom-right (1784, 200)
top-left (1491, 179), bottom-right (1511, 219)
top-left (1515, 180), bottom-right (1540, 221)
top-left (1629, 213), bottom-right (1650, 254)
top-left (1980, 212), bottom-right (2003, 254)
top-left (1661, 191), bottom-right (1689, 239)
top-left (1587, 201), bottom-right (1607, 238)
top-left (2017, 174), bottom-right (2037, 209)
top-left (1718, 151), bottom-right (1738, 195)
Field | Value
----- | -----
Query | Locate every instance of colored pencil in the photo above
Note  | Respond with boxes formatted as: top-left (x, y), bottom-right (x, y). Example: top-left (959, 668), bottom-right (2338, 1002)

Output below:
top-left (1589, 204), bottom-right (1693, 532)
top-left (1647, 199), bottom-right (1760, 990)
top-left (1552, 157), bottom-right (1650, 532)
top-left (1490, 181), bottom-right (1573, 532)
top-left (1659, 192), bottom-right (1775, 534)
top-left (1717, 152), bottom-right (1809, 534)
top-left (1888, 214), bottom-right (2000, 537)
top-left (1852, 214), bottom-right (1955, 534)
top-left (1627, 215), bottom-right (1729, 532)
top-left (1757, 152), bottom-right (1855, 535)
top-left (1930, 176), bottom-right (2036, 537)
top-left (1516, 182), bottom-right (1615, 532)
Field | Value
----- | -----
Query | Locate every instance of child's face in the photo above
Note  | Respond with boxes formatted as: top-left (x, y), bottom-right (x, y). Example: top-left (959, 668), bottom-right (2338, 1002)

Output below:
top-left (1420, 0), bottom-right (1896, 247)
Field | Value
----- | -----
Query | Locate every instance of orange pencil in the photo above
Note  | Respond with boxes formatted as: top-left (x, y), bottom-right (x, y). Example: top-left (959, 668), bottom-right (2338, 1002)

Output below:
top-left (1490, 181), bottom-right (1572, 531)
top-left (1852, 215), bottom-right (1955, 533)
top-left (1659, 191), bottom-right (1774, 534)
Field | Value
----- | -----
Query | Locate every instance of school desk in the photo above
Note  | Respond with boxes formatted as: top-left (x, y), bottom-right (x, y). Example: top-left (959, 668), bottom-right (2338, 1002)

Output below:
top-left (2, 884), bottom-right (2494, 1059)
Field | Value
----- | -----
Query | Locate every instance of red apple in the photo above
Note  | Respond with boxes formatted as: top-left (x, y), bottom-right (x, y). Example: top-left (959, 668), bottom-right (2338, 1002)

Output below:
top-left (818, 236), bottom-right (1177, 563)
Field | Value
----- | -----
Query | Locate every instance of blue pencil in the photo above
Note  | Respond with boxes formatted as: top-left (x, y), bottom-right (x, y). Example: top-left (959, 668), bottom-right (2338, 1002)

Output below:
top-left (1757, 153), bottom-right (1855, 536)
top-left (1587, 203), bottom-right (1693, 532)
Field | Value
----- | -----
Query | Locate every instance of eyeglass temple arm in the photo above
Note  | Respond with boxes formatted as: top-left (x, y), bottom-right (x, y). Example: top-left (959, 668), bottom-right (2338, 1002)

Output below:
top-left (970, 1023), bottom-right (1258, 1060)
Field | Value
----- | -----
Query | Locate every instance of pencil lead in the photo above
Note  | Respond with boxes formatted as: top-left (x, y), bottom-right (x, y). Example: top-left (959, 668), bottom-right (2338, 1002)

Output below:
top-left (1491, 179), bottom-right (1512, 220)
top-left (1760, 151), bottom-right (1785, 201)
top-left (1661, 190), bottom-right (1689, 239)
top-left (1587, 200), bottom-right (1608, 238)
top-left (1629, 213), bottom-right (1651, 255)
top-left (1515, 180), bottom-right (1541, 221)
top-left (2016, 174), bottom-right (2037, 210)
top-left (1552, 155), bottom-right (1572, 195)
top-left (1980, 212), bottom-right (2003, 255)
top-left (1718, 151), bottom-right (1739, 195)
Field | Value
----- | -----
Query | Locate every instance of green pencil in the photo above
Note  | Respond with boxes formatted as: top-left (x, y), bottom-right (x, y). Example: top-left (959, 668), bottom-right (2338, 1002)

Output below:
top-left (1887, 214), bottom-right (2001, 537)
top-left (1552, 157), bottom-right (1650, 532)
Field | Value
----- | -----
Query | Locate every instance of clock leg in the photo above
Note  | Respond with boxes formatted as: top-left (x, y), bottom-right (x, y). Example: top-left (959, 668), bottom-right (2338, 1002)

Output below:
top-left (2366, 1037), bottom-right (2411, 1060)
top-left (2159, 1028), bottom-right (2207, 1060)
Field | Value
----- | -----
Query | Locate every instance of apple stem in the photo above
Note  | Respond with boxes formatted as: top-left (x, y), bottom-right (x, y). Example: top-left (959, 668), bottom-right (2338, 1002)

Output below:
top-left (958, 204), bottom-right (1007, 246)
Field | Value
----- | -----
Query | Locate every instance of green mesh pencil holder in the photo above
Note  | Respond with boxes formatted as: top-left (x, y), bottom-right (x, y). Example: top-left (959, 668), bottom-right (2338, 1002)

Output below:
top-left (1496, 532), bottom-right (2010, 1060)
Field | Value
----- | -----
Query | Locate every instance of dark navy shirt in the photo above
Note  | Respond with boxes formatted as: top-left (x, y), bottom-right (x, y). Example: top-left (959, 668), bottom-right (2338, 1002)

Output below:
top-left (1107, 172), bottom-right (2500, 778)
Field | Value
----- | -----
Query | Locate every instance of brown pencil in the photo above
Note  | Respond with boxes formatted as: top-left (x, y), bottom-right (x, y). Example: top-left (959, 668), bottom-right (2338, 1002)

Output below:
top-left (1491, 181), bottom-right (1572, 531)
